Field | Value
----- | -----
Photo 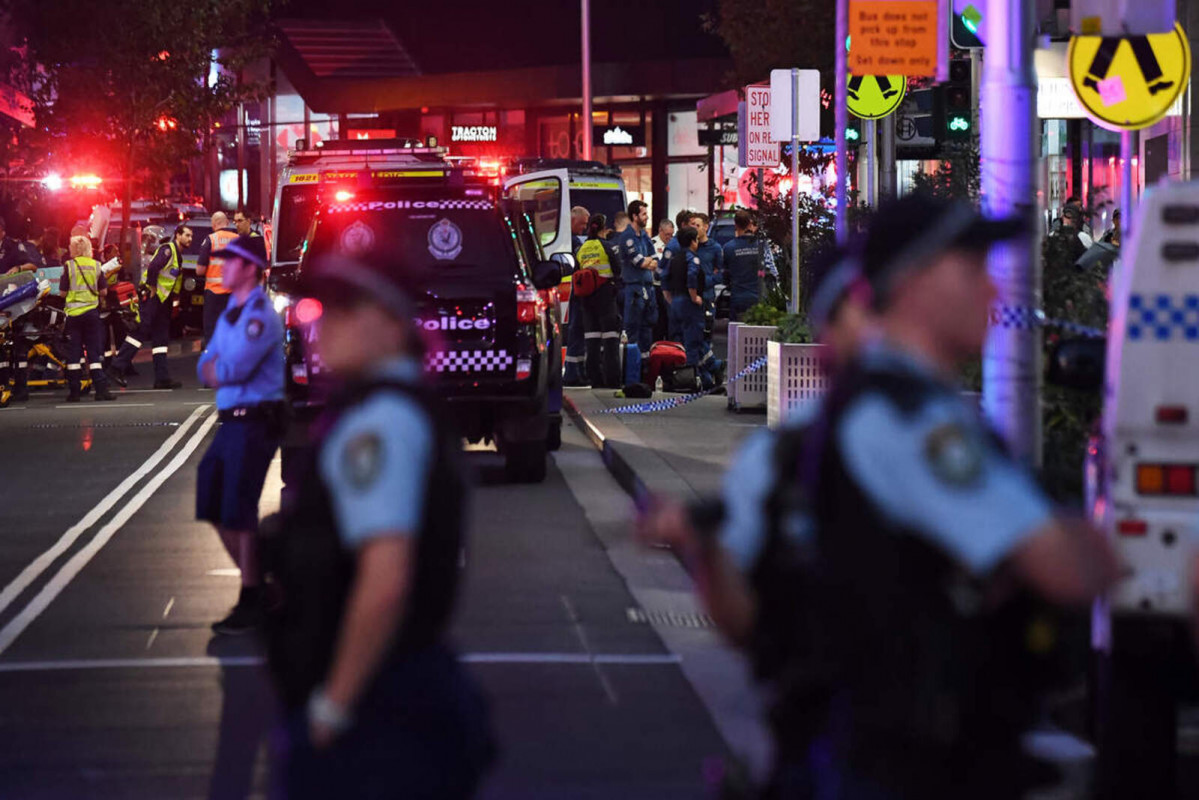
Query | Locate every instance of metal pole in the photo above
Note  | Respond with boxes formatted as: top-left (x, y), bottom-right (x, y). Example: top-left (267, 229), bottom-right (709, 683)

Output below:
top-left (581, 0), bottom-right (593, 160)
top-left (1121, 130), bottom-right (1135, 239)
top-left (981, 0), bottom-right (1040, 464)
top-left (834, 0), bottom-right (849, 244)
top-left (791, 68), bottom-right (801, 314)
top-left (865, 118), bottom-right (877, 206)
top-left (880, 114), bottom-right (896, 200)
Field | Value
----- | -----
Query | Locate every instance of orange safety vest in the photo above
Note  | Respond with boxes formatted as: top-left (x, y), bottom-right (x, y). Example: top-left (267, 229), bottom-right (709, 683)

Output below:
top-left (204, 229), bottom-right (238, 294)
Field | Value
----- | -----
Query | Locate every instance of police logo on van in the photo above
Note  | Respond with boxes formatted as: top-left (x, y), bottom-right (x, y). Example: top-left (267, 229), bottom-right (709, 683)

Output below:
top-left (340, 220), bottom-right (376, 256)
top-left (428, 219), bottom-right (464, 261)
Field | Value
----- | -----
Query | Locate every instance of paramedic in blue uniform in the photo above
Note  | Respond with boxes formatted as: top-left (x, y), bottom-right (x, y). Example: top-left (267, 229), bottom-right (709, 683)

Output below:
top-left (723, 210), bottom-right (767, 320)
top-left (196, 235), bottom-right (284, 636)
top-left (563, 205), bottom-right (592, 386)
top-left (618, 199), bottom-right (658, 356)
top-left (267, 253), bottom-right (494, 799)
top-left (107, 224), bottom-right (193, 389)
top-left (658, 210), bottom-right (697, 341)
top-left (693, 213), bottom-right (723, 344)
top-left (797, 195), bottom-right (1121, 798)
top-left (669, 227), bottom-right (720, 389)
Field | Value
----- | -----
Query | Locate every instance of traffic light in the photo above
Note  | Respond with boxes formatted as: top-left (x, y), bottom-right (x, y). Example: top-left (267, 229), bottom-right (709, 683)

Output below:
top-left (846, 117), bottom-right (862, 145)
top-left (938, 60), bottom-right (973, 142)
top-left (950, 0), bottom-right (985, 50)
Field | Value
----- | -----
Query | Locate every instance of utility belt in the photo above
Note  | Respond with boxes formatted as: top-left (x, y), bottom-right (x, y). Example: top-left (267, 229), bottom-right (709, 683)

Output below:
top-left (219, 401), bottom-right (287, 430)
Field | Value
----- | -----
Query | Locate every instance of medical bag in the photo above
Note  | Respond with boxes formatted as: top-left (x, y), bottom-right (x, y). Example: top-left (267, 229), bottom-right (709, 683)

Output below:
top-left (645, 341), bottom-right (687, 386)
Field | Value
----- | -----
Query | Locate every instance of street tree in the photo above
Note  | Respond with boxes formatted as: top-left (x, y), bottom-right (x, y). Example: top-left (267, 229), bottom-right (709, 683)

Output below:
top-left (3, 0), bottom-right (273, 251)
top-left (704, 0), bottom-right (836, 89)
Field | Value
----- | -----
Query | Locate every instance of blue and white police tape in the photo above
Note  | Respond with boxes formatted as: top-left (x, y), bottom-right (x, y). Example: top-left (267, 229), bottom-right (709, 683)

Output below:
top-left (598, 356), bottom-right (769, 415)
top-left (990, 305), bottom-right (1105, 339)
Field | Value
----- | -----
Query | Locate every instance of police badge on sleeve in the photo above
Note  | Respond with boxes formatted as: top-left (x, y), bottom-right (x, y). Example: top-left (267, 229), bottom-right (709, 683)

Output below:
top-left (428, 219), bottom-right (463, 261)
top-left (924, 424), bottom-right (983, 486)
top-left (246, 318), bottom-right (264, 339)
top-left (343, 432), bottom-right (383, 488)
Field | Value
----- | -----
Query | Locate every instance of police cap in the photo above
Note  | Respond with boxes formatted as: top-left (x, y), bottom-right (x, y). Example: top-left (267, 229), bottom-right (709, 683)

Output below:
top-left (808, 243), bottom-right (865, 336)
top-left (860, 194), bottom-right (1025, 308)
top-left (299, 252), bottom-right (425, 320)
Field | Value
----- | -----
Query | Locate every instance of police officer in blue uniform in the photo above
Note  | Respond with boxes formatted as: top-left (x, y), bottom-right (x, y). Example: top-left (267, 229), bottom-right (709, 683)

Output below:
top-left (723, 210), bottom-right (768, 320)
top-left (669, 227), bottom-right (720, 389)
top-left (617, 199), bottom-right (659, 356)
top-left (265, 253), bottom-right (494, 798)
top-left (108, 224), bottom-right (193, 389)
top-left (795, 195), bottom-right (1120, 798)
top-left (196, 235), bottom-right (285, 635)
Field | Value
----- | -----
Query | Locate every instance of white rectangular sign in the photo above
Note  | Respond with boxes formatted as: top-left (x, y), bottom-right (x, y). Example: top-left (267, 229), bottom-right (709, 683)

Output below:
top-left (744, 85), bottom-right (776, 168)
top-left (1069, 0), bottom-right (1174, 36)
top-left (769, 69), bottom-right (822, 143)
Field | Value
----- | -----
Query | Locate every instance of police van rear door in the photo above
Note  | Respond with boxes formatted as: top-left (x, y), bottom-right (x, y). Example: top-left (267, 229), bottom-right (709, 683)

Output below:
top-left (1104, 183), bottom-right (1199, 617)
top-left (502, 168), bottom-right (571, 257)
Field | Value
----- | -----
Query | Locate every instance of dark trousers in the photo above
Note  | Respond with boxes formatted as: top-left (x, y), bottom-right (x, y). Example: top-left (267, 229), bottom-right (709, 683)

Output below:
top-left (652, 284), bottom-right (670, 343)
top-left (64, 309), bottom-right (109, 396)
top-left (564, 293), bottom-right (587, 383)
top-left (729, 292), bottom-right (759, 322)
top-left (0, 333), bottom-right (31, 395)
top-left (203, 290), bottom-right (231, 349)
top-left (676, 296), bottom-right (716, 388)
top-left (113, 294), bottom-right (171, 382)
top-left (580, 281), bottom-right (622, 388)
top-left (622, 282), bottom-right (656, 354)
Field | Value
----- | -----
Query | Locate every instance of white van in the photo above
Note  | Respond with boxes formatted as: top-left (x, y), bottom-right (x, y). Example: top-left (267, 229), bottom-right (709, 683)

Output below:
top-left (501, 159), bottom-right (628, 258)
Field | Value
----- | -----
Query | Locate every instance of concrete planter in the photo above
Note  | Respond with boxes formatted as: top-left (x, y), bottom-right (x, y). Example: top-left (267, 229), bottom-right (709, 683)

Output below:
top-left (767, 340), bottom-right (829, 427)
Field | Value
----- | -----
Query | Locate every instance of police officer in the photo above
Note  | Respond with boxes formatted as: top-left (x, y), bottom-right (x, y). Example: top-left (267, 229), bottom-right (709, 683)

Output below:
top-left (266, 253), bottom-right (494, 798)
top-left (722, 210), bottom-right (766, 320)
top-left (563, 205), bottom-right (591, 387)
top-left (659, 210), bottom-right (697, 341)
top-left (669, 227), bottom-right (719, 389)
top-left (196, 235), bottom-right (284, 635)
top-left (617, 199), bottom-right (658, 356)
top-left (60, 235), bottom-right (116, 402)
top-left (574, 213), bottom-right (624, 388)
top-left (798, 195), bottom-right (1120, 797)
top-left (107, 223), bottom-right (193, 389)
top-left (196, 211), bottom-right (238, 347)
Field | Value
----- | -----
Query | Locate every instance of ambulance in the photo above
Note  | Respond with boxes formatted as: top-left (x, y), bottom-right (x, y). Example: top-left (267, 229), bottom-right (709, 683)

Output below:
top-left (501, 159), bottom-right (629, 260)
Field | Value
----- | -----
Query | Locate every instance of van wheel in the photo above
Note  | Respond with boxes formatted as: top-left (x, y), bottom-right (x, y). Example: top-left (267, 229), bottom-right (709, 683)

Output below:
top-left (504, 439), bottom-right (547, 483)
top-left (547, 419), bottom-right (562, 451)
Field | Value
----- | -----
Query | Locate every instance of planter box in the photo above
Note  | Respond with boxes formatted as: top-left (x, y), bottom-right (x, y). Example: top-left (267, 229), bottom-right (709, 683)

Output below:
top-left (726, 322), bottom-right (777, 412)
top-left (767, 340), bottom-right (829, 427)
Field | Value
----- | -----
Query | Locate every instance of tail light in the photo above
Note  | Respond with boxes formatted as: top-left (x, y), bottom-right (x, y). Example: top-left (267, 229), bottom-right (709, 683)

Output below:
top-left (1136, 463), bottom-right (1197, 496)
top-left (1156, 405), bottom-right (1188, 424)
top-left (295, 297), bottom-right (323, 324)
top-left (1117, 519), bottom-right (1148, 536)
top-left (516, 284), bottom-right (538, 324)
top-left (516, 358), bottom-right (532, 380)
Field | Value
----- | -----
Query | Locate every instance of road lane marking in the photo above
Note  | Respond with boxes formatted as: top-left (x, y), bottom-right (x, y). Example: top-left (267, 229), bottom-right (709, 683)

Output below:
top-left (206, 568), bottom-right (241, 577)
top-left (0, 405), bottom-right (211, 619)
top-left (562, 593), bottom-right (619, 705)
top-left (144, 629), bottom-right (158, 650)
top-left (0, 653), bottom-right (683, 672)
top-left (0, 412), bottom-right (218, 656)
top-left (116, 389), bottom-right (173, 394)
top-left (54, 403), bottom-right (156, 409)
top-left (162, 597), bottom-right (175, 618)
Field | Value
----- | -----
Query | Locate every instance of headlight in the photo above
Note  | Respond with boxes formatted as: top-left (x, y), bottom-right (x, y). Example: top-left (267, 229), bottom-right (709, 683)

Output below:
top-left (272, 293), bottom-right (292, 314)
top-left (183, 277), bottom-right (196, 291)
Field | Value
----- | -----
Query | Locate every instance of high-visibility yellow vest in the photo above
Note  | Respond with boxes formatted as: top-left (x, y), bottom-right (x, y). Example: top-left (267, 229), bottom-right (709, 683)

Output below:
top-left (575, 239), bottom-right (614, 279)
top-left (65, 257), bottom-right (101, 317)
top-left (204, 229), bottom-right (237, 294)
top-left (141, 242), bottom-right (182, 303)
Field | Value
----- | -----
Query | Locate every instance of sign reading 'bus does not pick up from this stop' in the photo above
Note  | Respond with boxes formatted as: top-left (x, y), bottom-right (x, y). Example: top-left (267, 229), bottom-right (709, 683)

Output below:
top-left (849, 0), bottom-right (939, 76)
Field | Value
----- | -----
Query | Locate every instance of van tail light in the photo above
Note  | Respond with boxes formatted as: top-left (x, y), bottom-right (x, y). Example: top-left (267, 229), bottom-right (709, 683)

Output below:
top-left (1136, 463), bottom-right (1198, 496)
top-left (291, 363), bottom-right (309, 386)
top-left (516, 284), bottom-right (538, 324)
top-left (1156, 405), bottom-right (1188, 424)
top-left (1117, 519), bottom-right (1149, 536)
top-left (558, 283), bottom-right (572, 303)
top-left (516, 358), bottom-right (532, 380)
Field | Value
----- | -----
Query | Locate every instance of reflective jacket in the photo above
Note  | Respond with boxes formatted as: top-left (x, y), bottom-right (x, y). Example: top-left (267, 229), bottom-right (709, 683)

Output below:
top-left (64, 256), bottom-right (102, 316)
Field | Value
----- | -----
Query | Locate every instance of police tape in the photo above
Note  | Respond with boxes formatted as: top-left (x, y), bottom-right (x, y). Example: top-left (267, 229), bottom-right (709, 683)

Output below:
top-left (990, 305), bottom-right (1106, 339)
top-left (596, 356), bottom-right (769, 415)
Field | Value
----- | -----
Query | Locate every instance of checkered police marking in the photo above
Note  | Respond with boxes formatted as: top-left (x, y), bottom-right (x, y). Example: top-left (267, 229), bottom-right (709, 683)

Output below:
top-left (990, 305), bottom-right (1106, 339)
top-left (1127, 294), bottom-right (1199, 341)
top-left (425, 349), bottom-right (514, 373)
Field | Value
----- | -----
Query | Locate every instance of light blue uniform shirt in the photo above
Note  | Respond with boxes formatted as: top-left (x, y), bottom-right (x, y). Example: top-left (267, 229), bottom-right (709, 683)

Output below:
top-left (696, 239), bottom-right (723, 301)
top-left (835, 345), bottom-right (1053, 574)
top-left (196, 286), bottom-right (284, 410)
top-left (319, 357), bottom-right (434, 549)
top-left (617, 227), bottom-right (656, 285)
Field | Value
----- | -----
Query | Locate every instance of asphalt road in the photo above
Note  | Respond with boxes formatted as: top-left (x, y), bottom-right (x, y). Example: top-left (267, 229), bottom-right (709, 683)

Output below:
top-left (0, 351), bottom-right (732, 799)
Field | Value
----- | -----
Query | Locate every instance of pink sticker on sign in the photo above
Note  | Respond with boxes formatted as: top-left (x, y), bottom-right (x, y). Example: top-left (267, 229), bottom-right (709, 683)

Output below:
top-left (1097, 76), bottom-right (1127, 106)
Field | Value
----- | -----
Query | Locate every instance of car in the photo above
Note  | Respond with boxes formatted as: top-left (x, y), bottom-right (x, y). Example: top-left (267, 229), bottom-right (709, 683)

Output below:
top-left (270, 161), bottom-right (566, 484)
top-left (709, 211), bottom-right (738, 248)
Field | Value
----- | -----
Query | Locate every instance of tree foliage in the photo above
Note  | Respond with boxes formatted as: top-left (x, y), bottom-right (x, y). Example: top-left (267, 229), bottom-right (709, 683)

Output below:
top-left (704, 0), bottom-right (835, 89)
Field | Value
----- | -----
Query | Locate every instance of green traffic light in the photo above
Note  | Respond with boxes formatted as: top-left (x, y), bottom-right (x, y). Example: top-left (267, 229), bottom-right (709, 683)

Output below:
top-left (948, 116), bottom-right (971, 132)
top-left (963, 17), bottom-right (978, 34)
top-left (846, 127), bottom-right (860, 141)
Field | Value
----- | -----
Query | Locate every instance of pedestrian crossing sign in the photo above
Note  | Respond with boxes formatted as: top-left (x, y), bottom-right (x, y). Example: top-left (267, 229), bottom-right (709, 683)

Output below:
top-left (1068, 22), bottom-right (1191, 131)
top-left (847, 74), bottom-right (908, 120)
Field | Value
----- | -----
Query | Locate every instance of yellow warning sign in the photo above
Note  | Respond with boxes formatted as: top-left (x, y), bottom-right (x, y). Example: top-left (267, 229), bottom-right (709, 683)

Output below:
top-left (1068, 22), bottom-right (1191, 131)
top-left (847, 74), bottom-right (908, 120)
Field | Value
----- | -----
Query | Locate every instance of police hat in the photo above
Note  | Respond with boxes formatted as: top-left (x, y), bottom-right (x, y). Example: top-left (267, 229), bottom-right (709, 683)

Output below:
top-left (860, 194), bottom-right (1025, 308)
top-left (210, 234), bottom-right (267, 269)
top-left (299, 252), bottom-right (425, 320)
top-left (808, 244), bottom-right (864, 336)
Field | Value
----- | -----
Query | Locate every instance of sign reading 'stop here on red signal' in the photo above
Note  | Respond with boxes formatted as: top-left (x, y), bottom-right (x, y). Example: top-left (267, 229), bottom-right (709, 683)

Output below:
top-left (849, 0), bottom-right (938, 77)
top-left (745, 86), bottom-right (775, 168)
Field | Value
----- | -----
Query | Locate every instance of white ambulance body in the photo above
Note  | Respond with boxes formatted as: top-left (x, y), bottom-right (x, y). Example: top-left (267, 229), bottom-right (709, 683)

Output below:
top-left (502, 159), bottom-right (628, 259)
top-left (1101, 181), bottom-right (1199, 617)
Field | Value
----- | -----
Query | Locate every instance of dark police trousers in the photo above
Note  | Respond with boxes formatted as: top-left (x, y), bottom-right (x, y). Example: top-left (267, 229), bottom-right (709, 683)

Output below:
top-left (0, 332), bottom-right (32, 395)
top-left (580, 281), bottom-right (622, 388)
top-left (202, 290), bottom-right (231, 350)
top-left (564, 293), bottom-right (586, 383)
top-left (64, 309), bottom-right (109, 397)
top-left (112, 294), bottom-right (171, 383)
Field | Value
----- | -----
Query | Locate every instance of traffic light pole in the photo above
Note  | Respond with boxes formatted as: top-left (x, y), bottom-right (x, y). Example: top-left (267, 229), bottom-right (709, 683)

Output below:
top-left (834, 0), bottom-right (849, 244)
top-left (981, 0), bottom-right (1041, 465)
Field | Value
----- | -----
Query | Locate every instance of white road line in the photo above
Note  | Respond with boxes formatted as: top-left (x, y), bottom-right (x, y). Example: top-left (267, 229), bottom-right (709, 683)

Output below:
top-left (0, 405), bottom-right (210, 619)
top-left (0, 412), bottom-right (218, 656)
top-left (116, 389), bottom-right (173, 394)
top-left (206, 568), bottom-right (241, 577)
top-left (0, 407), bottom-right (26, 411)
top-left (54, 403), bottom-right (156, 409)
top-left (0, 653), bottom-right (684, 672)
top-left (162, 597), bottom-right (175, 618)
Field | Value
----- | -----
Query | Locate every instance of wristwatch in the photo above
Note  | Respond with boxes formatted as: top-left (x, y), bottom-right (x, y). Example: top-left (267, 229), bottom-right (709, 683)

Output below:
top-left (307, 687), bottom-right (353, 735)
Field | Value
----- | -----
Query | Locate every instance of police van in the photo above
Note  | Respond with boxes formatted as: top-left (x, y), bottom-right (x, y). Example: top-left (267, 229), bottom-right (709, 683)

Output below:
top-left (273, 157), bottom-right (567, 483)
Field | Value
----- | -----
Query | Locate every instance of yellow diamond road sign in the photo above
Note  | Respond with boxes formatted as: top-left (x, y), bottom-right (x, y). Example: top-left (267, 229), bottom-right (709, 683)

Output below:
top-left (847, 74), bottom-right (908, 120)
top-left (1068, 22), bottom-right (1191, 131)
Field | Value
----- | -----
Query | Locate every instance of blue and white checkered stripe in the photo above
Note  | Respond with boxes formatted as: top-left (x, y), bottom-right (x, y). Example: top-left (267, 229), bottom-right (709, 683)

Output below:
top-left (1126, 294), bottom-right (1199, 342)
top-left (990, 305), bottom-right (1105, 339)
top-left (598, 356), bottom-right (768, 415)
top-left (425, 349), bottom-right (514, 373)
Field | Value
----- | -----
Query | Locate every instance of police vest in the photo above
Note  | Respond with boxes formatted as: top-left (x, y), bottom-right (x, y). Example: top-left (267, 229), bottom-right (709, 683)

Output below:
top-left (204, 229), bottom-right (237, 294)
top-left (574, 238), bottom-right (615, 279)
top-left (801, 363), bottom-right (1062, 795)
top-left (263, 379), bottom-right (467, 710)
top-left (64, 257), bottom-right (102, 317)
top-left (141, 242), bottom-right (182, 303)
top-left (667, 252), bottom-right (696, 295)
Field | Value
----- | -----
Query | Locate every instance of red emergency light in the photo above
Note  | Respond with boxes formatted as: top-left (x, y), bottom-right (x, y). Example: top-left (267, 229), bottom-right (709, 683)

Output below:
top-left (70, 174), bottom-right (103, 189)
